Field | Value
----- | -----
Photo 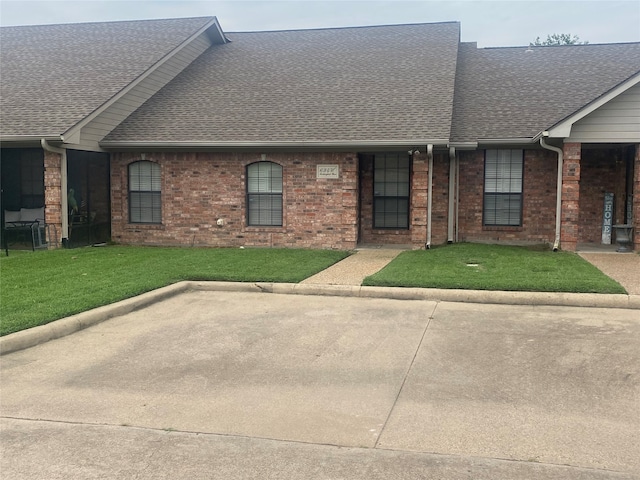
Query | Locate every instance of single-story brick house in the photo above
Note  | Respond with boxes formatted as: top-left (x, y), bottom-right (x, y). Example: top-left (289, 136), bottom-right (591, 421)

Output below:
top-left (1, 17), bottom-right (639, 251)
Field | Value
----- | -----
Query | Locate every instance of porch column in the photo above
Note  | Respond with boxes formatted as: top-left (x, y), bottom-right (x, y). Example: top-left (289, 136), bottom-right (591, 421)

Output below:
top-left (634, 144), bottom-right (640, 251)
top-left (410, 151), bottom-right (428, 248)
top-left (560, 142), bottom-right (581, 251)
top-left (43, 150), bottom-right (63, 247)
top-left (341, 154), bottom-right (359, 250)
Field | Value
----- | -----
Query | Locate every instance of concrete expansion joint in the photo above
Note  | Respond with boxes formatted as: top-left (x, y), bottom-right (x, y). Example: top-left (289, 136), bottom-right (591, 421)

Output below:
top-left (1, 280), bottom-right (638, 356)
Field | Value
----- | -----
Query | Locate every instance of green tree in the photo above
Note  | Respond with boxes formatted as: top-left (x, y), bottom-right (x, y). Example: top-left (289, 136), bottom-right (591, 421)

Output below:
top-left (531, 33), bottom-right (588, 46)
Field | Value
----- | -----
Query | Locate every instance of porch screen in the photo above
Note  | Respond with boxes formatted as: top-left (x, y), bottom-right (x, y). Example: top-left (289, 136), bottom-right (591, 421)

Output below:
top-left (373, 153), bottom-right (410, 229)
top-left (129, 161), bottom-right (161, 224)
top-left (247, 162), bottom-right (283, 226)
top-left (483, 149), bottom-right (523, 226)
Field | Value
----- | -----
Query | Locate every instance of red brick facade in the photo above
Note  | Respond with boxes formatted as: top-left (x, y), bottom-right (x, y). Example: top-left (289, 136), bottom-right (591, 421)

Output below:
top-left (457, 149), bottom-right (558, 245)
top-left (560, 143), bottom-right (581, 251)
top-left (1, 141), bottom-right (613, 252)
top-left (43, 151), bottom-right (63, 243)
top-left (32, 142), bottom-right (640, 252)
top-left (110, 152), bottom-right (359, 250)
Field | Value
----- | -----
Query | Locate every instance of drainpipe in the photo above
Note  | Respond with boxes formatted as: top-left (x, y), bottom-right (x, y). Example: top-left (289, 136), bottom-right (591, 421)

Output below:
top-left (539, 135), bottom-right (563, 251)
top-left (426, 144), bottom-right (434, 249)
top-left (447, 146), bottom-right (456, 243)
top-left (41, 138), bottom-right (68, 245)
top-left (455, 154), bottom-right (460, 242)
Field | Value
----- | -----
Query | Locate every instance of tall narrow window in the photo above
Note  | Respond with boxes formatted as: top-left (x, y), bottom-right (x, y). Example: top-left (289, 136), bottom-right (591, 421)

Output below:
top-left (483, 149), bottom-right (523, 226)
top-left (373, 153), bottom-right (410, 229)
top-left (247, 162), bottom-right (283, 226)
top-left (129, 161), bottom-right (161, 224)
top-left (20, 149), bottom-right (45, 208)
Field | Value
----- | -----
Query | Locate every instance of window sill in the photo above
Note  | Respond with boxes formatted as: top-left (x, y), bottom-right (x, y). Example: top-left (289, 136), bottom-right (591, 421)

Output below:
top-left (483, 225), bottom-right (523, 232)
top-left (244, 226), bottom-right (286, 232)
top-left (125, 223), bottom-right (165, 230)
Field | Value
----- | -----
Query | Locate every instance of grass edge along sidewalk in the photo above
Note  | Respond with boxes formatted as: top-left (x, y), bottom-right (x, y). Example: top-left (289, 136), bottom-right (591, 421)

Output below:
top-left (363, 243), bottom-right (626, 294)
top-left (0, 246), bottom-right (349, 336)
top-left (1, 243), bottom-right (627, 337)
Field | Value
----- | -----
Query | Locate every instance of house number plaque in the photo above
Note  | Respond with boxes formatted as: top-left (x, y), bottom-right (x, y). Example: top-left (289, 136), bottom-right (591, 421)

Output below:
top-left (317, 164), bottom-right (339, 179)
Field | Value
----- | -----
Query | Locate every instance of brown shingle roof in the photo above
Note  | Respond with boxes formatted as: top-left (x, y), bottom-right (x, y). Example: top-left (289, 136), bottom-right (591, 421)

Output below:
top-left (0, 17), bottom-right (215, 137)
top-left (451, 42), bottom-right (640, 142)
top-left (104, 23), bottom-right (461, 144)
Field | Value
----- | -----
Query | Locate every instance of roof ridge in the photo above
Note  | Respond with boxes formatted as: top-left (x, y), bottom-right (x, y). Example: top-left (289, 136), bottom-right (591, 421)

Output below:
top-left (0, 16), bottom-right (216, 29)
top-left (480, 41), bottom-right (640, 50)
top-left (226, 21), bottom-right (460, 34)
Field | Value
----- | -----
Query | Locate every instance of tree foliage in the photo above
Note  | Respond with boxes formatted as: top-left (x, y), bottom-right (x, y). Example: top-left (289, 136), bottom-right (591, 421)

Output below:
top-left (531, 33), bottom-right (588, 46)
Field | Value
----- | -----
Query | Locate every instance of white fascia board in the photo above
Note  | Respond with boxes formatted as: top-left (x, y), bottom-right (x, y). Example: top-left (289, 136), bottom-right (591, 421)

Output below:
top-left (100, 139), bottom-right (451, 151)
top-left (448, 141), bottom-right (478, 150)
top-left (546, 72), bottom-right (640, 139)
top-left (62, 17), bottom-right (223, 142)
top-left (476, 137), bottom-right (537, 146)
top-left (0, 135), bottom-right (63, 148)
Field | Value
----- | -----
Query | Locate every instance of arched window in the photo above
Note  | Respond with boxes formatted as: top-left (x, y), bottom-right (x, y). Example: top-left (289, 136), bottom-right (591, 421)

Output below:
top-left (246, 162), bottom-right (283, 226)
top-left (128, 161), bottom-right (161, 223)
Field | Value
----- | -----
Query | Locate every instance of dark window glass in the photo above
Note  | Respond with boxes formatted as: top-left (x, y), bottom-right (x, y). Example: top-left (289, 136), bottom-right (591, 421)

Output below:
top-left (373, 153), bottom-right (410, 229)
top-left (247, 162), bottom-right (283, 226)
top-left (483, 149), bottom-right (523, 226)
top-left (129, 161), bottom-right (161, 224)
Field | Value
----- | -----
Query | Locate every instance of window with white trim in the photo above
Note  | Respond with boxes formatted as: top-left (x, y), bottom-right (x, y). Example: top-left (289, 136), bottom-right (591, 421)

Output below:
top-left (483, 149), bottom-right (523, 226)
top-left (247, 162), bottom-right (283, 226)
top-left (128, 161), bottom-right (161, 224)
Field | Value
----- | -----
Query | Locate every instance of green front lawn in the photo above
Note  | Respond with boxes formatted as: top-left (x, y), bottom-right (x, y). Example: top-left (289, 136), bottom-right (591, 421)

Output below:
top-left (0, 245), bottom-right (349, 336)
top-left (363, 243), bottom-right (627, 294)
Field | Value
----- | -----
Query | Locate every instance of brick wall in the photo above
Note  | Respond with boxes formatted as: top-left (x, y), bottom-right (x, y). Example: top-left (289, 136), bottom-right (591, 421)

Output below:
top-left (357, 152), bottom-right (449, 248)
top-left (358, 153), bottom-right (412, 246)
top-left (430, 152), bottom-right (451, 245)
top-left (43, 150), bottom-right (62, 244)
top-left (111, 151), bottom-right (358, 250)
top-left (457, 149), bottom-right (558, 245)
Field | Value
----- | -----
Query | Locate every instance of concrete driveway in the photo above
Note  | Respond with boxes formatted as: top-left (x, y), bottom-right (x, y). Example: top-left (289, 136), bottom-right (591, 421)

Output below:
top-left (1, 291), bottom-right (639, 479)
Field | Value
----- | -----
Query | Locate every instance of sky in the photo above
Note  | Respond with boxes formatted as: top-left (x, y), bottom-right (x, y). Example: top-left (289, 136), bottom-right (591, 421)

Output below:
top-left (0, 0), bottom-right (639, 48)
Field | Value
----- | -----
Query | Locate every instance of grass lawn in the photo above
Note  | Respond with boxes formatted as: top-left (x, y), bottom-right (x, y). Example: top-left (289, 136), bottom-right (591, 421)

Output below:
top-left (363, 243), bottom-right (627, 294)
top-left (0, 245), bottom-right (349, 336)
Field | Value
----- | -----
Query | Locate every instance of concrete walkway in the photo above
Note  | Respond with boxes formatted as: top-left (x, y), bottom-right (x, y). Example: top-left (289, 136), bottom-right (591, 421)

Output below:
top-left (301, 247), bottom-right (405, 285)
top-left (579, 252), bottom-right (640, 295)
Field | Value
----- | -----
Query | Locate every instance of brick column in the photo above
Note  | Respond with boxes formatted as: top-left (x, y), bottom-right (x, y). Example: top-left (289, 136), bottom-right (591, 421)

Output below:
top-left (43, 150), bottom-right (63, 247)
top-left (634, 144), bottom-right (640, 251)
top-left (560, 143), bottom-right (581, 251)
top-left (410, 152), bottom-right (428, 248)
top-left (341, 154), bottom-right (359, 249)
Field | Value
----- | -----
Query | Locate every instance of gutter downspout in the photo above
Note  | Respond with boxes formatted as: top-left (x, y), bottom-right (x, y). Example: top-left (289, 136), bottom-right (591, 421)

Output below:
top-left (539, 136), bottom-right (563, 251)
top-left (41, 138), bottom-right (68, 245)
top-left (447, 146), bottom-right (456, 243)
top-left (426, 144), bottom-right (434, 249)
top-left (455, 154), bottom-right (460, 242)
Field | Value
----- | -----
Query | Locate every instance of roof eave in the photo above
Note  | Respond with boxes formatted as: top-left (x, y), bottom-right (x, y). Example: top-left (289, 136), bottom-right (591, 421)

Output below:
top-left (62, 17), bottom-right (228, 142)
top-left (0, 134), bottom-right (63, 147)
top-left (99, 139), bottom-right (452, 152)
top-left (545, 71), bottom-right (640, 139)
